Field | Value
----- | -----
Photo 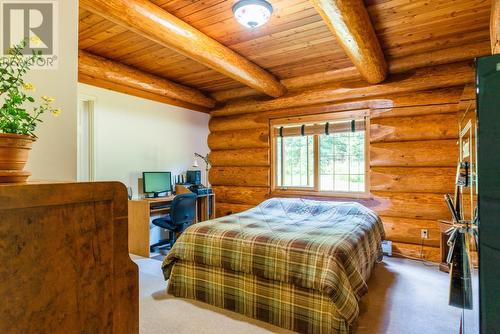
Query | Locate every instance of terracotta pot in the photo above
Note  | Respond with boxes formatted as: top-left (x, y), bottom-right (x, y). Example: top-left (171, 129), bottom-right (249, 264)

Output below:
top-left (0, 133), bottom-right (36, 183)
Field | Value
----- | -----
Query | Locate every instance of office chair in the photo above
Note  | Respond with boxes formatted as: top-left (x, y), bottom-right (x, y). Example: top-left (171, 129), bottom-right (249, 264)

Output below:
top-left (150, 193), bottom-right (197, 253)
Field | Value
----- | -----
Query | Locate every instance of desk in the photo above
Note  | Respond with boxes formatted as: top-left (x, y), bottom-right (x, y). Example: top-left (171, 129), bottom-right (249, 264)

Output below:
top-left (128, 193), bottom-right (215, 257)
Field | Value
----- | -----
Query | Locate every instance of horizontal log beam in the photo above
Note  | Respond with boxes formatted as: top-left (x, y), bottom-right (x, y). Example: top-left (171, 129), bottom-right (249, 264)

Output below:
top-left (78, 50), bottom-right (214, 109)
top-left (381, 216), bottom-right (440, 247)
top-left (310, 0), bottom-right (387, 84)
top-left (216, 203), bottom-right (254, 217)
top-left (209, 113), bottom-right (269, 132)
top-left (392, 242), bottom-right (440, 262)
top-left (80, 0), bottom-right (286, 98)
top-left (209, 167), bottom-right (270, 187)
top-left (78, 74), bottom-right (210, 112)
top-left (211, 41), bottom-right (488, 102)
top-left (371, 140), bottom-right (458, 167)
top-left (211, 62), bottom-right (474, 116)
top-left (210, 67), bottom-right (361, 102)
top-left (370, 113), bottom-right (458, 143)
top-left (208, 128), bottom-right (269, 150)
top-left (369, 192), bottom-right (449, 221)
top-left (209, 149), bottom-right (270, 167)
top-left (209, 88), bottom-right (463, 131)
top-left (210, 104), bottom-right (459, 132)
top-left (371, 167), bottom-right (456, 193)
top-left (370, 103), bottom-right (458, 119)
top-left (211, 186), bottom-right (269, 205)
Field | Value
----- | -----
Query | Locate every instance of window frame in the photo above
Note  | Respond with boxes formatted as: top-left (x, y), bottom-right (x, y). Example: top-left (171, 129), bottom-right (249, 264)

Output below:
top-left (270, 110), bottom-right (371, 199)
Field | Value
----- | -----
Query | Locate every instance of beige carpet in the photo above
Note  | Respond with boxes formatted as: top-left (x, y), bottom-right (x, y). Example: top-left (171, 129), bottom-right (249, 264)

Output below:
top-left (133, 255), bottom-right (463, 334)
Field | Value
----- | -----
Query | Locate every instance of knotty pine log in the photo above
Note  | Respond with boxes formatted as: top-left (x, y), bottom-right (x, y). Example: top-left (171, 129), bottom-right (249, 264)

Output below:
top-left (79, 74), bottom-right (210, 113)
top-left (460, 83), bottom-right (476, 101)
top-left (209, 102), bottom-right (459, 133)
top-left (209, 167), bottom-right (270, 187)
top-left (78, 50), bottom-right (214, 108)
top-left (216, 202), bottom-right (255, 217)
top-left (380, 216), bottom-right (440, 247)
top-left (79, 0), bottom-right (286, 98)
top-left (209, 113), bottom-right (270, 132)
top-left (211, 62), bottom-right (474, 116)
top-left (208, 128), bottom-right (269, 150)
top-left (310, 0), bottom-right (387, 83)
top-left (369, 192), bottom-right (448, 221)
top-left (392, 242), bottom-right (440, 263)
top-left (211, 186), bottom-right (270, 205)
top-left (209, 89), bottom-right (463, 132)
top-left (370, 113), bottom-right (458, 143)
top-left (371, 167), bottom-right (456, 193)
top-left (371, 140), bottom-right (458, 167)
top-left (370, 103), bottom-right (458, 119)
top-left (209, 149), bottom-right (270, 167)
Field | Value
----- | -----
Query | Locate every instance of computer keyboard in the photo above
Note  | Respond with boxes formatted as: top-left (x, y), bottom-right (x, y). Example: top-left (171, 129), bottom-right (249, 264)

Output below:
top-left (151, 204), bottom-right (171, 210)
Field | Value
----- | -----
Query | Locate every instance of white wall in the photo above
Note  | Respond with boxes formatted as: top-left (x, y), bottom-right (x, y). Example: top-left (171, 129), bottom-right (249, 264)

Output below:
top-left (24, 0), bottom-right (79, 180)
top-left (78, 83), bottom-right (210, 198)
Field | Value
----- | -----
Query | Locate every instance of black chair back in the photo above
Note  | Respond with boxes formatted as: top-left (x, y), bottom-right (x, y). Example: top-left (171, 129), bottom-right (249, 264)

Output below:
top-left (170, 193), bottom-right (197, 226)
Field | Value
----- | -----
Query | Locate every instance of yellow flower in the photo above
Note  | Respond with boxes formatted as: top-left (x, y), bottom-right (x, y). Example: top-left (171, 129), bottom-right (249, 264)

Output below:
top-left (41, 96), bottom-right (55, 103)
top-left (23, 83), bottom-right (35, 91)
top-left (30, 36), bottom-right (42, 46)
top-left (51, 108), bottom-right (62, 117)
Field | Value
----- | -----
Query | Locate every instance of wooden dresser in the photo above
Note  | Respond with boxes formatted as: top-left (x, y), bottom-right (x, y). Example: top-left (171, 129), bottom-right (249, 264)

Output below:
top-left (0, 182), bottom-right (138, 333)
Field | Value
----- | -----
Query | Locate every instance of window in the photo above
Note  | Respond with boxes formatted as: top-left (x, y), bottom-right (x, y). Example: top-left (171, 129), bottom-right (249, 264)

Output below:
top-left (271, 111), bottom-right (369, 197)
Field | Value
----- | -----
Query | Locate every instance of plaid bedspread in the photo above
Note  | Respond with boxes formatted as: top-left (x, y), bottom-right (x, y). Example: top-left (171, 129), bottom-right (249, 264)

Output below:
top-left (168, 261), bottom-right (350, 333)
top-left (162, 197), bottom-right (385, 326)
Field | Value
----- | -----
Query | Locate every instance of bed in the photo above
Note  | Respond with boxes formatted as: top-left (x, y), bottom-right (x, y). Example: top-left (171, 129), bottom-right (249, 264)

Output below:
top-left (162, 197), bottom-right (385, 334)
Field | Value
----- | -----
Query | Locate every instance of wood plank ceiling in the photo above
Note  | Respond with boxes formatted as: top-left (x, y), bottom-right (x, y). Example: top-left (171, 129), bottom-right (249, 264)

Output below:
top-left (79, 0), bottom-right (492, 105)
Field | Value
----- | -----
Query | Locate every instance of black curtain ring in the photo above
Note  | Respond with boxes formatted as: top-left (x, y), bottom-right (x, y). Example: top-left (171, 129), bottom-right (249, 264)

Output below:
top-left (279, 126), bottom-right (284, 137)
top-left (325, 122), bottom-right (330, 135)
top-left (301, 124), bottom-right (305, 136)
top-left (351, 120), bottom-right (356, 133)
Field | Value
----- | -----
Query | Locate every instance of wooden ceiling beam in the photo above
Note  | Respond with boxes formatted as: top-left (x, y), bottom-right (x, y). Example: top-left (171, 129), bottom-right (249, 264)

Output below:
top-left (212, 41), bottom-right (490, 102)
top-left (78, 50), bottom-right (215, 110)
top-left (79, 0), bottom-right (286, 98)
top-left (211, 61), bottom-right (475, 117)
top-left (491, 0), bottom-right (500, 54)
top-left (310, 0), bottom-right (388, 84)
top-left (79, 74), bottom-right (210, 113)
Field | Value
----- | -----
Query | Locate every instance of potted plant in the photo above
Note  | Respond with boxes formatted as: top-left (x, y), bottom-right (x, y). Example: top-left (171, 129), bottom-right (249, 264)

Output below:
top-left (0, 40), bottom-right (61, 182)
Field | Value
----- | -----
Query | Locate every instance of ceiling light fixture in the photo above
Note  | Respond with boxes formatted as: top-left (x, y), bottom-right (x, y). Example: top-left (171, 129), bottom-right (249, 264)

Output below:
top-left (232, 0), bottom-right (273, 29)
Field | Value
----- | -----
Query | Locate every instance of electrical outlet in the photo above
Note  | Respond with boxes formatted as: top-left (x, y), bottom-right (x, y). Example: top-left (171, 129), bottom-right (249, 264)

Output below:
top-left (421, 229), bottom-right (429, 239)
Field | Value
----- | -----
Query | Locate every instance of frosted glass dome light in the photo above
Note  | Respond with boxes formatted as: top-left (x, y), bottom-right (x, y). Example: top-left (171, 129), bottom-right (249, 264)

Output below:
top-left (232, 0), bottom-right (273, 29)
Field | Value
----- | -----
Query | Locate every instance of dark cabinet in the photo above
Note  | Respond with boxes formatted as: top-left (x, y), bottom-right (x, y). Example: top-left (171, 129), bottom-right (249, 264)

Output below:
top-left (477, 54), bottom-right (500, 334)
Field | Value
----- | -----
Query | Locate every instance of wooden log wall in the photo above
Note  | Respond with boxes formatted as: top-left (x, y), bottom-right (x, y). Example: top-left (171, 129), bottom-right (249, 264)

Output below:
top-left (208, 64), bottom-right (470, 263)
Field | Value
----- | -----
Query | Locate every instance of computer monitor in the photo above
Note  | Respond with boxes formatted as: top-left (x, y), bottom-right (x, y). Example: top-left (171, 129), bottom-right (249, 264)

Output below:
top-left (142, 172), bottom-right (172, 197)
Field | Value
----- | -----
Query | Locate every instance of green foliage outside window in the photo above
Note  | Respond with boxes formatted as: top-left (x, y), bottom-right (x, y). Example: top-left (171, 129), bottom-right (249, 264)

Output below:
top-left (276, 126), bottom-right (365, 193)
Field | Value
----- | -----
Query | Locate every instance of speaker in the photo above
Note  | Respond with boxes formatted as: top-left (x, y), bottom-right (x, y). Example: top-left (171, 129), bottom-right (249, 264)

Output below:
top-left (186, 170), bottom-right (202, 185)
